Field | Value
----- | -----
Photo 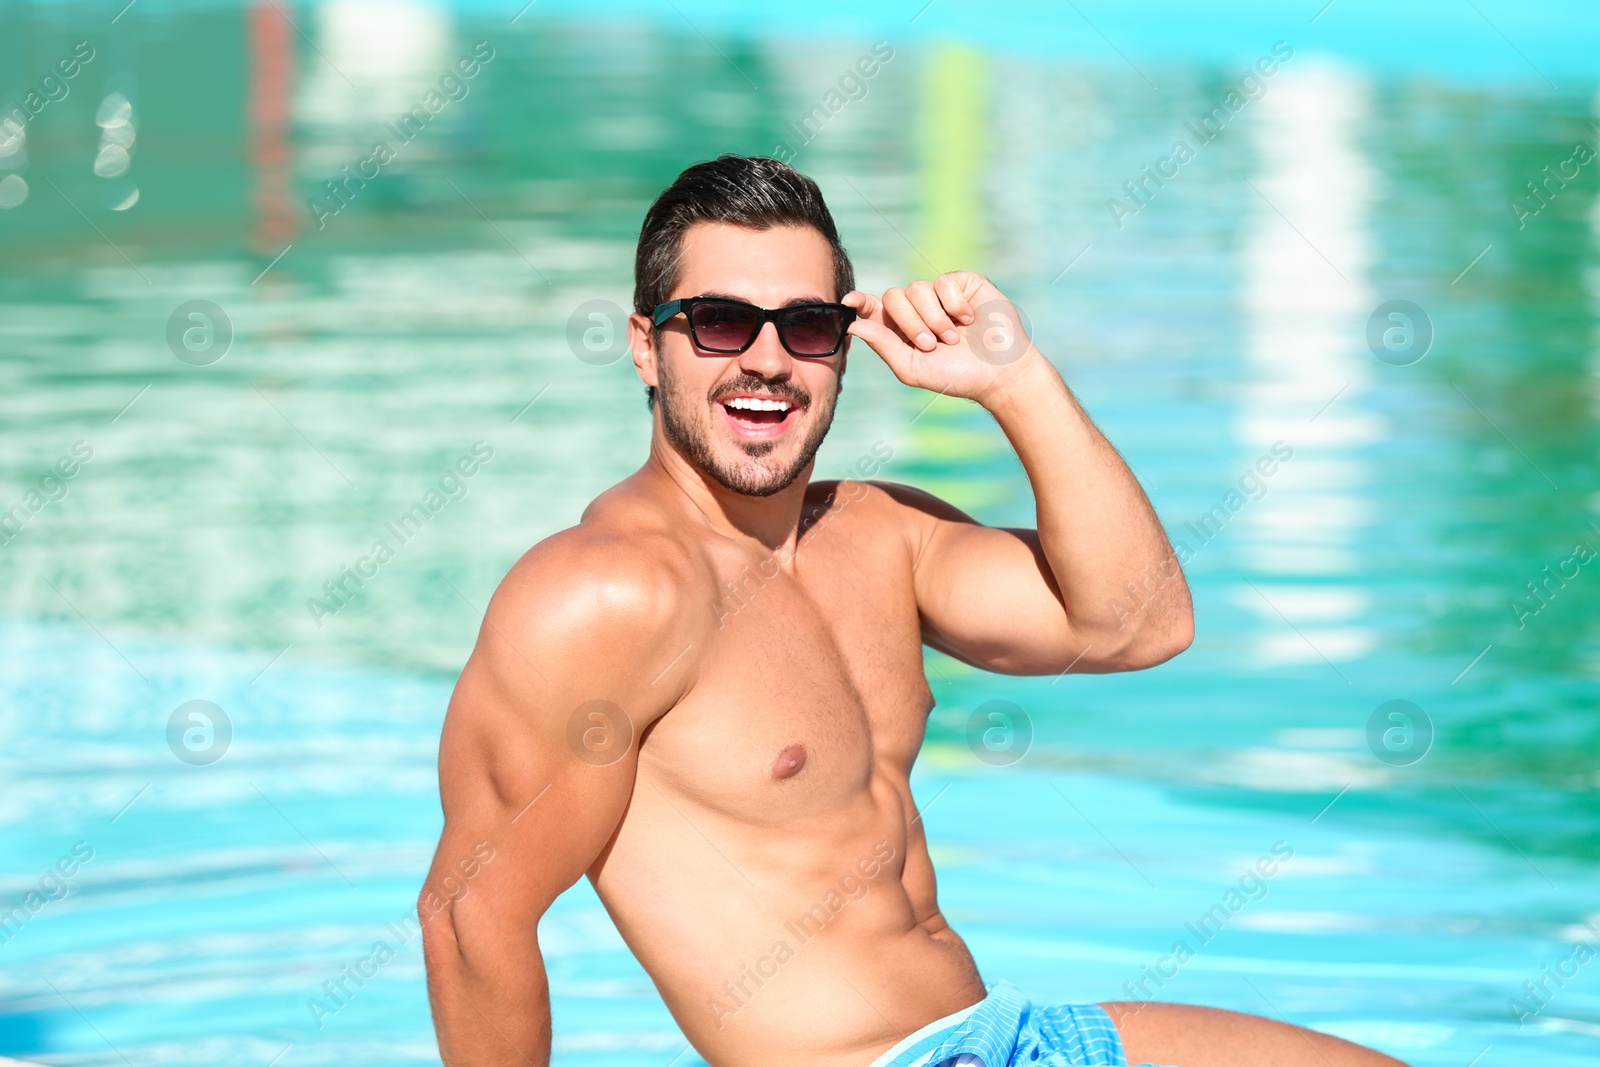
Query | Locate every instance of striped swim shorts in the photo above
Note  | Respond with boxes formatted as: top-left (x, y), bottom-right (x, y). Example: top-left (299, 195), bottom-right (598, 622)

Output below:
top-left (868, 981), bottom-right (1175, 1067)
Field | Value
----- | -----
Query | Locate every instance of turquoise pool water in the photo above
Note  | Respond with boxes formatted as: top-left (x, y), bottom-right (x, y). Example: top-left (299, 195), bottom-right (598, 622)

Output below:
top-left (2, 2), bottom-right (1599, 1064)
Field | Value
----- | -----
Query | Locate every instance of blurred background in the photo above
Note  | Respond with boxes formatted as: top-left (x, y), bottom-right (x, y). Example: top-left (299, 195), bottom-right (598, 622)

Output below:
top-left (2, 0), bottom-right (1598, 1064)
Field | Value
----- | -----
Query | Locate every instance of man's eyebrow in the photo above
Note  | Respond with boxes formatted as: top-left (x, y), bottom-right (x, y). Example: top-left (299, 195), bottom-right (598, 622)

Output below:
top-left (693, 290), bottom-right (834, 308)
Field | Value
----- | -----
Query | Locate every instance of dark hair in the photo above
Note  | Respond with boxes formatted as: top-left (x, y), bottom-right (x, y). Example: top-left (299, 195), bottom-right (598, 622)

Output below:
top-left (633, 154), bottom-right (855, 408)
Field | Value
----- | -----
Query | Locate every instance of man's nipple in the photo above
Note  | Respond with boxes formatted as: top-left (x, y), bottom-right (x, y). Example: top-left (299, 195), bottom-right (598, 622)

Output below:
top-left (771, 743), bottom-right (807, 780)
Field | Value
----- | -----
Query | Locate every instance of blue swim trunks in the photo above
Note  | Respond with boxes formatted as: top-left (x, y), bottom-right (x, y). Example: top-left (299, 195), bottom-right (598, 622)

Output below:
top-left (868, 982), bottom-right (1174, 1067)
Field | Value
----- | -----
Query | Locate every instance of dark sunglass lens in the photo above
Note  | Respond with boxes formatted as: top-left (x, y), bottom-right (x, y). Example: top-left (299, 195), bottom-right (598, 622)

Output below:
top-left (689, 302), bottom-right (761, 351)
top-left (780, 307), bottom-right (845, 355)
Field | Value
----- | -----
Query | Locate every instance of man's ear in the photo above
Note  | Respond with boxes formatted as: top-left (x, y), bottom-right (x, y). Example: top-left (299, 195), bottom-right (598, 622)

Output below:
top-left (628, 312), bottom-right (659, 390)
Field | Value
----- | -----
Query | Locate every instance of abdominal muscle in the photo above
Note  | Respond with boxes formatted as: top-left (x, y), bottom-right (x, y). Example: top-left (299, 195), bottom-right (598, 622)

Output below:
top-left (589, 762), bottom-right (988, 1067)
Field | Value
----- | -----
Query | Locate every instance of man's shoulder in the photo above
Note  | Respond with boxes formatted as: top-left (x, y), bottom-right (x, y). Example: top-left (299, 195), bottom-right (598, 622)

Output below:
top-left (462, 513), bottom-right (708, 706)
top-left (802, 478), bottom-right (973, 537)
top-left (490, 511), bottom-right (704, 638)
top-left (802, 477), bottom-right (888, 522)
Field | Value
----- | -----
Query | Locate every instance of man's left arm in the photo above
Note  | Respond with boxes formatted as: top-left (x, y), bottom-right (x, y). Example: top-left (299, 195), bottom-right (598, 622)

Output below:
top-left (843, 272), bottom-right (1194, 675)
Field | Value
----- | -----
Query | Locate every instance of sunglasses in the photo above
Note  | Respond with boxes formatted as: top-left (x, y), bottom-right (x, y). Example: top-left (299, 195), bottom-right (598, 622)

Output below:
top-left (651, 296), bottom-right (856, 358)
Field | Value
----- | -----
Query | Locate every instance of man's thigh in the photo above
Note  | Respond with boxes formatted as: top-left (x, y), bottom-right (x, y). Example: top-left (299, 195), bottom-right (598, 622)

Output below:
top-left (1099, 1000), bottom-right (1411, 1067)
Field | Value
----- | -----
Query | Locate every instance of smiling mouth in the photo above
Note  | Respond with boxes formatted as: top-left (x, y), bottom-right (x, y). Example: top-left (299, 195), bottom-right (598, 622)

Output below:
top-left (719, 394), bottom-right (798, 438)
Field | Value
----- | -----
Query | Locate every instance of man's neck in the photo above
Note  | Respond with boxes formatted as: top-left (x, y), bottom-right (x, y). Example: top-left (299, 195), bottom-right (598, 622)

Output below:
top-left (645, 433), bottom-right (810, 559)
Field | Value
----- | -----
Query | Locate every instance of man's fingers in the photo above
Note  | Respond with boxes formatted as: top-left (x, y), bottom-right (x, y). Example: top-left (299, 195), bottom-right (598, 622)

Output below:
top-left (934, 273), bottom-right (976, 325)
top-left (882, 287), bottom-right (937, 352)
top-left (906, 280), bottom-right (959, 345)
top-left (842, 289), bottom-right (881, 322)
top-left (846, 317), bottom-right (917, 381)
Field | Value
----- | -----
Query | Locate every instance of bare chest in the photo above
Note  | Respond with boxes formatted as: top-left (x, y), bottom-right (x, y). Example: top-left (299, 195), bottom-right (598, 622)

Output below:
top-left (639, 527), bottom-right (931, 823)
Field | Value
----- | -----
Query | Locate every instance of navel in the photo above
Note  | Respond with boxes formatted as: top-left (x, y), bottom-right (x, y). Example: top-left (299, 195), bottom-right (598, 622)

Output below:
top-left (771, 743), bottom-right (807, 780)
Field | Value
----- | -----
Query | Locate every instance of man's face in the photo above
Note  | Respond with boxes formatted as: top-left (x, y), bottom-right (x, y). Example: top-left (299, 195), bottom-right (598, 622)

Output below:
top-left (640, 222), bottom-right (846, 498)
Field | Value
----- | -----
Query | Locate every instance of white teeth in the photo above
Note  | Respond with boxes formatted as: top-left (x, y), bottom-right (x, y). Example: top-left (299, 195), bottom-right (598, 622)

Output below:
top-left (724, 397), bottom-right (791, 412)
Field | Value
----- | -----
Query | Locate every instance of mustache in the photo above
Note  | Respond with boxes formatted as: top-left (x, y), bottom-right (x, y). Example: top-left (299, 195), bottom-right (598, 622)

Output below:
top-left (711, 375), bottom-right (810, 409)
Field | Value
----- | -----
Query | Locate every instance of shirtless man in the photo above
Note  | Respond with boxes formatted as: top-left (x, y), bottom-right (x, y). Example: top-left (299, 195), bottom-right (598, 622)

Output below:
top-left (420, 155), bottom-right (1407, 1067)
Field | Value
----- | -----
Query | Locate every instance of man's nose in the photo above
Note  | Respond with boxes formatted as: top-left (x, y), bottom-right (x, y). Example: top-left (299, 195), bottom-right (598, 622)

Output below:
top-left (736, 320), bottom-right (792, 379)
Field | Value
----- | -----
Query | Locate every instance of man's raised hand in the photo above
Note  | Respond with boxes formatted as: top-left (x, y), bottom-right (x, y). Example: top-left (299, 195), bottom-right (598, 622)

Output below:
top-left (842, 271), bottom-right (1039, 404)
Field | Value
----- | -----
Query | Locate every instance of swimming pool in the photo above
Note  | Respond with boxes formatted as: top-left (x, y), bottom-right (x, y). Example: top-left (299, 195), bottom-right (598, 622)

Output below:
top-left (2, 2), bottom-right (1598, 1064)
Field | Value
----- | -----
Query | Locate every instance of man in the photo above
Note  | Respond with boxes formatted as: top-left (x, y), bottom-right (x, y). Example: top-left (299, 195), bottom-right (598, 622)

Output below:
top-left (420, 155), bottom-right (1406, 1067)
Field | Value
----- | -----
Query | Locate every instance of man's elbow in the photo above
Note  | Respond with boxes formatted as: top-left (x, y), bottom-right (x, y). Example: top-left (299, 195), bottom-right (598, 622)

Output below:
top-left (1092, 599), bottom-right (1194, 672)
top-left (421, 887), bottom-right (545, 982)
top-left (1145, 611), bottom-right (1195, 666)
top-left (419, 893), bottom-right (462, 975)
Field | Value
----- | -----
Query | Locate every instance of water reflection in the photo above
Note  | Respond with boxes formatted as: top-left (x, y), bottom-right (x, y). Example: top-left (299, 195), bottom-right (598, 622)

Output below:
top-left (248, 0), bottom-right (297, 251)
top-left (304, 0), bottom-right (454, 132)
top-left (1239, 60), bottom-right (1377, 666)
top-left (1590, 86), bottom-right (1600, 424)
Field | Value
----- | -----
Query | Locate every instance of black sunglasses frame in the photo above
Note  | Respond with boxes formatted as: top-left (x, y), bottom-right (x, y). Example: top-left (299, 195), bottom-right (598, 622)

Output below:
top-left (651, 296), bottom-right (856, 358)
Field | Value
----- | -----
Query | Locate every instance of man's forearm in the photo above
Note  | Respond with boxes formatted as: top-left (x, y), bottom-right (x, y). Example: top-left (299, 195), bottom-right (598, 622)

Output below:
top-left (981, 350), bottom-right (1192, 663)
top-left (424, 915), bottom-right (552, 1067)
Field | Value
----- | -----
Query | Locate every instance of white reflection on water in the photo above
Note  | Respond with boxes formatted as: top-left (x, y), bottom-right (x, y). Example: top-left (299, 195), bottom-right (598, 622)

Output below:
top-left (300, 0), bottom-right (459, 181)
top-left (1238, 60), bottom-right (1379, 665)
